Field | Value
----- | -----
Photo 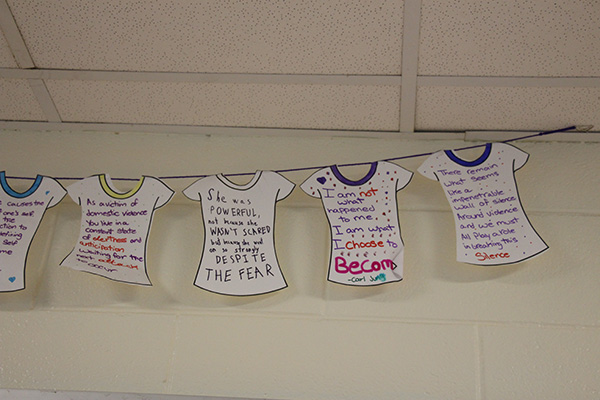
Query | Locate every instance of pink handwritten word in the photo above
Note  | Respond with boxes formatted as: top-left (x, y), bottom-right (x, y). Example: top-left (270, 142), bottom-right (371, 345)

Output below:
top-left (335, 256), bottom-right (394, 275)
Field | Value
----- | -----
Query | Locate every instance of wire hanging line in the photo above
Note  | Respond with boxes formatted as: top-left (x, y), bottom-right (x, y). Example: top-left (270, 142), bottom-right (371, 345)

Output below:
top-left (4, 125), bottom-right (579, 181)
top-left (162, 125), bottom-right (577, 179)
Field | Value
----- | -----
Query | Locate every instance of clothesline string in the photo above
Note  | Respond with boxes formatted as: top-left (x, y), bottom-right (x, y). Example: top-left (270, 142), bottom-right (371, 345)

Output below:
top-left (6, 126), bottom-right (577, 181)
top-left (167, 125), bottom-right (577, 178)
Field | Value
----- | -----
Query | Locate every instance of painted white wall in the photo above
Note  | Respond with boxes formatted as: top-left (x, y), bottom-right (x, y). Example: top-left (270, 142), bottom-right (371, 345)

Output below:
top-left (0, 130), bottom-right (598, 400)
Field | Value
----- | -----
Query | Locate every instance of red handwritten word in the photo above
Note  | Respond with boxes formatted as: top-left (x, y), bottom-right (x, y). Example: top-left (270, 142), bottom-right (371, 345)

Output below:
top-left (79, 241), bottom-right (124, 252)
top-left (98, 258), bottom-right (139, 270)
top-left (335, 256), bottom-right (394, 275)
top-left (92, 235), bottom-right (127, 243)
top-left (345, 240), bottom-right (384, 250)
top-left (360, 187), bottom-right (378, 197)
top-left (475, 252), bottom-right (510, 262)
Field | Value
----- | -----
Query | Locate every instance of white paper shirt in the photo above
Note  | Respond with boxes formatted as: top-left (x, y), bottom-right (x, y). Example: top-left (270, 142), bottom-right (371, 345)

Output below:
top-left (183, 171), bottom-right (295, 296)
top-left (61, 174), bottom-right (173, 285)
top-left (301, 161), bottom-right (412, 286)
top-left (418, 142), bottom-right (548, 265)
top-left (0, 172), bottom-right (66, 292)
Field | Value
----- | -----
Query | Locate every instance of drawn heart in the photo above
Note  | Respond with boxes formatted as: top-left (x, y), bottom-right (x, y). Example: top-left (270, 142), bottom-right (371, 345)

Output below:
top-left (8, 276), bottom-right (16, 283)
top-left (316, 177), bottom-right (327, 184)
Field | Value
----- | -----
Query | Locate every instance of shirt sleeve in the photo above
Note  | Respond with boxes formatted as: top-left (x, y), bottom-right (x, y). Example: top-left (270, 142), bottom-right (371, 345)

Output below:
top-left (417, 152), bottom-right (443, 181)
top-left (385, 162), bottom-right (413, 191)
top-left (66, 177), bottom-right (87, 205)
top-left (299, 168), bottom-right (327, 199)
top-left (183, 177), bottom-right (210, 202)
top-left (270, 171), bottom-right (295, 201)
top-left (501, 143), bottom-right (529, 171)
top-left (151, 177), bottom-right (174, 209)
top-left (45, 177), bottom-right (67, 208)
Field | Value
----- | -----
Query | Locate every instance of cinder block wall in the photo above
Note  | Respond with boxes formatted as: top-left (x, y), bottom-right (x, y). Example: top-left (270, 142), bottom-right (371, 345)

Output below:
top-left (1, 130), bottom-right (598, 400)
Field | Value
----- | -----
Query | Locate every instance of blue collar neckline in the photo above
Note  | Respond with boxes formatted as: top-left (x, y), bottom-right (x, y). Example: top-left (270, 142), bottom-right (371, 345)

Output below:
top-left (0, 172), bottom-right (43, 198)
top-left (331, 162), bottom-right (378, 186)
top-left (444, 143), bottom-right (492, 167)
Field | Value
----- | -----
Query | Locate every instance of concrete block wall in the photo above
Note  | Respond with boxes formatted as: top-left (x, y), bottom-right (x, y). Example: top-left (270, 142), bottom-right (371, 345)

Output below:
top-left (0, 130), bottom-right (598, 399)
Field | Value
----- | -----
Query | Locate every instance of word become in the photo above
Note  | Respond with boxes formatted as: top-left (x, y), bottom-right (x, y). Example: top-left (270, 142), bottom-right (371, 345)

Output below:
top-left (334, 256), bottom-right (395, 275)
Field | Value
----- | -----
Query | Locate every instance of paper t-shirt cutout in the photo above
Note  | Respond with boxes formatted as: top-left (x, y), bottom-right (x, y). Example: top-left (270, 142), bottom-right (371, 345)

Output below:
top-left (0, 172), bottom-right (66, 292)
top-left (60, 174), bottom-right (173, 285)
top-left (418, 142), bottom-right (548, 265)
top-left (183, 171), bottom-right (295, 296)
top-left (300, 161), bottom-right (413, 286)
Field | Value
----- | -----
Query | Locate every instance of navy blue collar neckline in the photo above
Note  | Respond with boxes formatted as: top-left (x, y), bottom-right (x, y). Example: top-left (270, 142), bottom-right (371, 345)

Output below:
top-left (331, 162), bottom-right (378, 186)
top-left (445, 143), bottom-right (492, 167)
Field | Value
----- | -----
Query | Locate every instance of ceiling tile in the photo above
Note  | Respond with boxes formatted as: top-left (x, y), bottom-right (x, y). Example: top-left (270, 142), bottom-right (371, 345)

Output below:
top-left (419, 0), bottom-right (600, 77)
top-left (45, 80), bottom-right (400, 131)
top-left (0, 79), bottom-right (46, 121)
top-left (9, 0), bottom-right (403, 74)
top-left (416, 86), bottom-right (600, 131)
top-left (0, 30), bottom-right (17, 67)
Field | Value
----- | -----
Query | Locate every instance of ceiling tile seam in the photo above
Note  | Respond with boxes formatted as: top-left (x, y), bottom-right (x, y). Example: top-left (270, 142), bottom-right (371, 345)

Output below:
top-left (0, 0), bottom-right (34, 68)
top-left (0, 68), bottom-right (402, 86)
top-left (27, 79), bottom-right (61, 122)
top-left (1, 68), bottom-right (598, 88)
top-left (419, 76), bottom-right (600, 88)
top-left (0, 121), bottom-right (447, 140)
top-left (399, 0), bottom-right (422, 133)
top-left (465, 130), bottom-right (600, 142)
top-left (1, 121), bottom-right (595, 142)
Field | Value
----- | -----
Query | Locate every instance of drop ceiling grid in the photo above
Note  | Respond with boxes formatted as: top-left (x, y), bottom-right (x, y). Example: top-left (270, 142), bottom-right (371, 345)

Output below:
top-left (0, 0), bottom-right (597, 135)
top-left (0, 30), bottom-right (17, 67)
top-left (44, 80), bottom-right (401, 131)
top-left (418, 0), bottom-right (600, 77)
top-left (7, 0), bottom-right (404, 75)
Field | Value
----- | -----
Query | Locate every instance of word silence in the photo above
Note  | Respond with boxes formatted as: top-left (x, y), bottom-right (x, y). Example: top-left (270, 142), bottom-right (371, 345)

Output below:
top-left (301, 162), bottom-right (413, 286)
top-left (419, 143), bottom-right (548, 265)
top-left (184, 171), bottom-right (294, 296)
